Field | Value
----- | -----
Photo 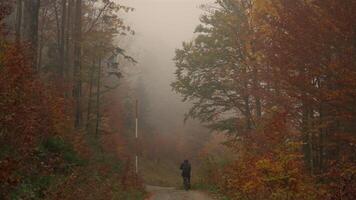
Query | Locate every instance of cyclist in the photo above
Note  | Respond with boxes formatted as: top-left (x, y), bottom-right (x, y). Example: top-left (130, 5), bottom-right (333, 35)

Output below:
top-left (180, 159), bottom-right (191, 190)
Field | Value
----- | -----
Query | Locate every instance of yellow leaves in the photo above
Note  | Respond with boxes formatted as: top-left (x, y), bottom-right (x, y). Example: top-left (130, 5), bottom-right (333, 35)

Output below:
top-left (243, 180), bottom-right (259, 192)
top-left (256, 158), bottom-right (288, 178)
top-left (253, 0), bottom-right (276, 14)
top-left (256, 158), bottom-right (272, 169)
top-left (250, 0), bottom-right (281, 37)
top-left (212, 125), bottom-right (311, 198)
top-left (286, 141), bottom-right (303, 151)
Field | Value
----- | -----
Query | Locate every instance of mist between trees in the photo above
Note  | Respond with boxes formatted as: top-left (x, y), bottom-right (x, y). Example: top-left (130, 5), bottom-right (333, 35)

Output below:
top-left (0, 0), bottom-right (355, 200)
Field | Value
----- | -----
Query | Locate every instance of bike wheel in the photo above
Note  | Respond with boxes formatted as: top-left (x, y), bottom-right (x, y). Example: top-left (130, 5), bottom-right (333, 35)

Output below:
top-left (184, 177), bottom-right (189, 191)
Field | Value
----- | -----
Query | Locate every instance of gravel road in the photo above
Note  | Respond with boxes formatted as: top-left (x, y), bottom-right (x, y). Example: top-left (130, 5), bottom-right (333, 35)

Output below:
top-left (146, 185), bottom-right (215, 200)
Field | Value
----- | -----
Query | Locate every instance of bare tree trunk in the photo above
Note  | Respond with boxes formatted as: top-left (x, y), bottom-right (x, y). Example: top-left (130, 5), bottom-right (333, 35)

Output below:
top-left (95, 58), bottom-right (102, 136)
top-left (15, 0), bottom-right (22, 43)
top-left (244, 95), bottom-right (253, 130)
top-left (301, 98), bottom-right (314, 175)
top-left (65, 0), bottom-right (72, 80)
top-left (308, 122), bottom-right (314, 175)
top-left (59, 0), bottom-right (67, 78)
top-left (86, 59), bottom-right (95, 131)
top-left (54, 3), bottom-right (60, 48)
top-left (243, 68), bottom-right (253, 130)
top-left (318, 103), bottom-right (324, 173)
top-left (37, 7), bottom-right (48, 71)
top-left (241, 64), bottom-right (253, 130)
top-left (23, 0), bottom-right (40, 70)
top-left (73, 0), bottom-right (82, 128)
top-left (253, 67), bottom-right (262, 118)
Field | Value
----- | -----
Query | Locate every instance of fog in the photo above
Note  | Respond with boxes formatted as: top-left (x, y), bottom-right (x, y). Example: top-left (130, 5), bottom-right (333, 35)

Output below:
top-left (121, 0), bottom-right (213, 134)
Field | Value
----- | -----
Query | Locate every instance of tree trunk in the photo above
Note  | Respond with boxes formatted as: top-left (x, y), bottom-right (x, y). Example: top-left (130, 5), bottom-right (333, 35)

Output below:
top-left (86, 59), bottom-right (95, 131)
top-left (253, 67), bottom-right (262, 118)
top-left (15, 0), bottom-right (22, 43)
top-left (38, 7), bottom-right (48, 71)
top-left (65, 0), bottom-right (72, 80)
top-left (95, 57), bottom-right (102, 136)
top-left (54, 3), bottom-right (60, 54)
top-left (59, 0), bottom-right (67, 78)
top-left (318, 103), bottom-right (325, 173)
top-left (23, 0), bottom-right (40, 70)
top-left (244, 95), bottom-right (253, 130)
top-left (304, 105), bottom-right (314, 175)
top-left (308, 125), bottom-right (314, 175)
top-left (73, 0), bottom-right (82, 128)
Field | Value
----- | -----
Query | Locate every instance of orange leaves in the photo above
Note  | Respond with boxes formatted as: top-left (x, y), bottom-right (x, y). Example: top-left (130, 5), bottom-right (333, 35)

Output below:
top-left (0, 38), bottom-right (70, 197)
top-left (217, 139), bottom-right (316, 199)
top-left (195, 0), bottom-right (354, 199)
top-left (0, 43), bottom-right (66, 143)
top-left (204, 108), bottom-right (320, 199)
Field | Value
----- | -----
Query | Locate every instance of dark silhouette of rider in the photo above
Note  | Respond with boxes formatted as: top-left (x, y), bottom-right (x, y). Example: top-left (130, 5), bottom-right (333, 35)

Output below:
top-left (180, 159), bottom-right (191, 188)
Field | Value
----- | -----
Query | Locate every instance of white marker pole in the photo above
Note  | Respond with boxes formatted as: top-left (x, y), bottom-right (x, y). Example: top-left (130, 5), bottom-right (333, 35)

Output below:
top-left (135, 99), bottom-right (138, 174)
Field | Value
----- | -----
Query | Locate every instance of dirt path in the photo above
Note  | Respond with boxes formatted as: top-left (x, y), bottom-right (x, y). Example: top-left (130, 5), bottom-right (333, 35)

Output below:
top-left (146, 185), bottom-right (215, 200)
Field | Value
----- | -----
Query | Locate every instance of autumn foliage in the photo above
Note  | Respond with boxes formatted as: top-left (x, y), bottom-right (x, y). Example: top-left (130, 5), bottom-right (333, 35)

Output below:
top-left (174, 0), bottom-right (356, 199)
top-left (0, 36), bottom-right (68, 200)
top-left (0, 2), bottom-right (144, 199)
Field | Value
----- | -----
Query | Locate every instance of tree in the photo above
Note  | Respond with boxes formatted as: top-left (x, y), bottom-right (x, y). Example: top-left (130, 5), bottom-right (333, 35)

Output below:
top-left (173, 0), bottom-right (356, 199)
top-left (23, 0), bottom-right (40, 69)
top-left (73, 0), bottom-right (82, 128)
top-left (1, 0), bottom-right (143, 198)
top-left (15, 0), bottom-right (22, 42)
top-left (259, 0), bottom-right (356, 175)
top-left (59, 0), bottom-right (67, 78)
top-left (172, 0), bottom-right (261, 133)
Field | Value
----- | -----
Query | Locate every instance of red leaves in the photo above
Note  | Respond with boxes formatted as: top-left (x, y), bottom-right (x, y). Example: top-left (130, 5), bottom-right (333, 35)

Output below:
top-left (0, 44), bottom-right (62, 147)
top-left (0, 38), bottom-right (69, 197)
top-left (206, 0), bottom-right (356, 199)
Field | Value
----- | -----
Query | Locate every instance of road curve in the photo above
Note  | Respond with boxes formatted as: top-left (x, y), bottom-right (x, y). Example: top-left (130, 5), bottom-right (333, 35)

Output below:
top-left (146, 185), bottom-right (215, 200)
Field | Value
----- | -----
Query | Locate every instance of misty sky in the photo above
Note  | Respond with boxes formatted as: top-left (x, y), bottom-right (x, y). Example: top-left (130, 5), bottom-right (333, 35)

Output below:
top-left (120, 0), bottom-right (213, 134)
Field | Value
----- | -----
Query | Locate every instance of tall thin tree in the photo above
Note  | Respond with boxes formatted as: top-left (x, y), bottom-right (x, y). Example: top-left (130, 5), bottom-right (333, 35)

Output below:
top-left (59, 0), bottom-right (67, 78)
top-left (15, 0), bottom-right (22, 43)
top-left (23, 0), bottom-right (40, 69)
top-left (95, 57), bottom-right (102, 136)
top-left (73, 0), bottom-right (82, 128)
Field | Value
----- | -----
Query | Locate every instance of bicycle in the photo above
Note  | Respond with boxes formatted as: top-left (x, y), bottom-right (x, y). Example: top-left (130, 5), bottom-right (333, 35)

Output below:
top-left (183, 177), bottom-right (190, 191)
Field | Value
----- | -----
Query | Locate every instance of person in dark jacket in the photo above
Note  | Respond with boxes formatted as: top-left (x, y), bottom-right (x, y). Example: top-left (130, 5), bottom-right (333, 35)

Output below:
top-left (180, 159), bottom-right (191, 188)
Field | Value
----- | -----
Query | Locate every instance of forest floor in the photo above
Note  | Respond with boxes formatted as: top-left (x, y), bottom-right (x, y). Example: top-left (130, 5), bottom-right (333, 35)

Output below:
top-left (145, 185), bottom-right (215, 200)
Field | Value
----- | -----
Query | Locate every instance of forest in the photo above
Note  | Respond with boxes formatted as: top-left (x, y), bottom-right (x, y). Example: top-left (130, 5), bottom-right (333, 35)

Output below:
top-left (0, 0), bottom-right (355, 200)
